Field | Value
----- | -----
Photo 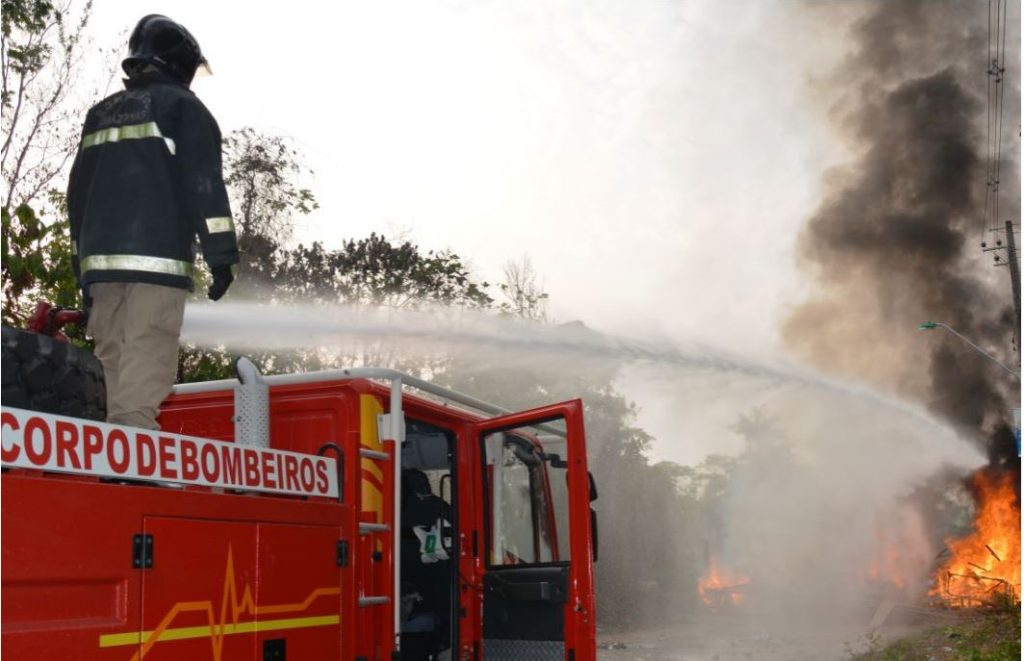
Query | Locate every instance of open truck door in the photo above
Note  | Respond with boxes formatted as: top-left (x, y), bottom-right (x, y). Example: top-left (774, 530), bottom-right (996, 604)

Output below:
top-left (473, 400), bottom-right (596, 661)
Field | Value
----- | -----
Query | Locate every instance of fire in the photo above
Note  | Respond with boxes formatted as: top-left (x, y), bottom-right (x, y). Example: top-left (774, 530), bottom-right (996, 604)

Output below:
top-left (698, 556), bottom-right (750, 610)
top-left (931, 468), bottom-right (1021, 607)
top-left (867, 545), bottom-right (908, 590)
top-left (863, 505), bottom-right (931, 593)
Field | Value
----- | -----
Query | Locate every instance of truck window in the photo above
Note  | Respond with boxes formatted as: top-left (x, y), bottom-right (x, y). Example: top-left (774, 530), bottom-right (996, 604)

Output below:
top-left (483, 419), bottom-right (569, 566)
top-left (539, 435), bottom-right (572, 562)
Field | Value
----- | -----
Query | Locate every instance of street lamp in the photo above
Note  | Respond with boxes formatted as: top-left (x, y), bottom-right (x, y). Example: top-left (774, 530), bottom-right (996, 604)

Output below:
top-left (918, 321), bottom-right (1020, 381)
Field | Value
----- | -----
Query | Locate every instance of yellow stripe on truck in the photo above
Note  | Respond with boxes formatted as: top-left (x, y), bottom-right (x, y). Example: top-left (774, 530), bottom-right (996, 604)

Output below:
top-left (99, 614), bottom-right (341, 648)
top-left (360, 394), bottom-right (385, 524)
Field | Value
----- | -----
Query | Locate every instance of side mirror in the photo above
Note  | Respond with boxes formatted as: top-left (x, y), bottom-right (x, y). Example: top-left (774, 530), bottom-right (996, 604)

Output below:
top-left (541, 451), bottom-right (568, 469)
top-left (588, 471), bottom-right (598, 502)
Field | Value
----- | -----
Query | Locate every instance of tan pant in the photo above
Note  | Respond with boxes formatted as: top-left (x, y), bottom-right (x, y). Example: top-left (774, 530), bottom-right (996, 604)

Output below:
top-left (87, 282), bottom-right (186, 430)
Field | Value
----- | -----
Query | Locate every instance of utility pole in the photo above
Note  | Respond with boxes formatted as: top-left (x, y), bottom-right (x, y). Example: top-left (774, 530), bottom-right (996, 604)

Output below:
top-left (1005, 220), bottom-right (1021, 355)
top-left (1007, 223), bottom-right (1022, 457)
top-left (983, 221), bottom-right (1022, 364)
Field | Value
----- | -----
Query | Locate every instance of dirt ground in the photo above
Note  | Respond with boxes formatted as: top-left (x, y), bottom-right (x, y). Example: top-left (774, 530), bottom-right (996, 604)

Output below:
top-left (595, 609), bottom-right (972, 661)
top-left (597, 622), bottom-right (863, 661)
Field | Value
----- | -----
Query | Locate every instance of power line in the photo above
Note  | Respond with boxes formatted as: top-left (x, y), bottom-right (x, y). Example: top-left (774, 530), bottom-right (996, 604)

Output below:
top-left (993, 0), bottom-right (1008, 233)
top-left (982, 0), bottom-right (996, 242)
top-left (981, 0), bottom-right (1009, 250)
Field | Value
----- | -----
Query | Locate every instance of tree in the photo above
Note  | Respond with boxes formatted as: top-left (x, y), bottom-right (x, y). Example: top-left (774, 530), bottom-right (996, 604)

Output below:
top-left (670, 454), bottom-right (736, 503)
top-left (2, 0), bottom-right (113, 211)
top-left (1, 196), bottom-right (76, 323)
top-left (275, 235), bottom-right (494, 309)
top-left (1, 0), bottom-right (118, 323)
top-left (729, 405), bottom-right (787, 451)
top-left (276, 234), bottom-right (492, 375)
top-left (178, 127), bottom-right (320, 376)
top-left (221, 127), bottom-right (318, 284)
top-left (498, 256), bottom-right (548, 321)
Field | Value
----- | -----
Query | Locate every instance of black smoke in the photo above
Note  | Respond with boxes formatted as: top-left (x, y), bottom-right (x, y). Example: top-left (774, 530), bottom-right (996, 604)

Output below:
top-left (784, 1), bottom-right (1020, 468)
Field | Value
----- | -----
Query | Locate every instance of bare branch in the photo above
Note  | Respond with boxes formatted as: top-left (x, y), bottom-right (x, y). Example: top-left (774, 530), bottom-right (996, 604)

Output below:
top-left (500, 255), bottom-right (549, 321)
top-left (2, 0), bottom-right (104, 212)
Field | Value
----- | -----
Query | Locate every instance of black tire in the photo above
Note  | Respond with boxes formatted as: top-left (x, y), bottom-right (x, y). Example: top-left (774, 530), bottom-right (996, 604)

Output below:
top-left (1, 326), bottom-right (106, 421)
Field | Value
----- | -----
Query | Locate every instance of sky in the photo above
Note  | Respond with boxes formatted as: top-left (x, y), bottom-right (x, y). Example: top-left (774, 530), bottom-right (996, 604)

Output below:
top-left (83, 1), bottom-right (897, 465)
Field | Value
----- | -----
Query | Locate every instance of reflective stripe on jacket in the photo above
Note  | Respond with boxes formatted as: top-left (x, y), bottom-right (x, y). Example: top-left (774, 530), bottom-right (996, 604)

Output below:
top-left (67, 71), bottom-right (239, 290)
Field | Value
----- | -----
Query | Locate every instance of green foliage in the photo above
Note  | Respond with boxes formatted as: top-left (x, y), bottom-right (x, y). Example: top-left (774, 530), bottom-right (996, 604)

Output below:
top-left (1, 0), bottom-right (55, 35)
top-left (275, 235), bottom-right (493, 309)
top-left (177, 345), bottom-right (338, 384)
top-left (846, 609), bottom-right (1021, 661)
top-left (961, 642), bottom-right (1020, 661)
top-left (224, 127), bottom-right (318, 220)
top-left (0, 0), bottom-right (96, 328)
top-left (222, 127), bottom-right (318, 281)
top-left (1, 201), bottom-right (78, 324)
top-left (183, 126), bottom-right (324, 368)
top-left (1, 0), bottom-right (57, 85)
top-left (177, 346), bottom-right (235, 383)
top-left (669, 454), bottom-right (737, 501)
top-left (2, 0), bottom-right (52, 26)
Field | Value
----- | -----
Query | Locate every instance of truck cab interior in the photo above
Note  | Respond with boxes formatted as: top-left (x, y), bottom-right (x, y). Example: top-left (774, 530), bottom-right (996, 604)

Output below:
top-left (400, 419), bottom-right (457, 661)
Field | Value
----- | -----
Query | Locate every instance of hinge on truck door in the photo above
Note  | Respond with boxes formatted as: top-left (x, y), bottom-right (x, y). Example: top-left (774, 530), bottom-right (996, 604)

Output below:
top-left (132, 533), bottom-right (154, 569)
top-left (376, 413), bottom-right (406, 443)
top-left (336, 540), bottom-right (349, 567)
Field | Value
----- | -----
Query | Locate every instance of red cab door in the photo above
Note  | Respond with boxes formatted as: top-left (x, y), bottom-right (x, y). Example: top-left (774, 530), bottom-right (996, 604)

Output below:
top-left (472, 400), bottom-right (596, 661)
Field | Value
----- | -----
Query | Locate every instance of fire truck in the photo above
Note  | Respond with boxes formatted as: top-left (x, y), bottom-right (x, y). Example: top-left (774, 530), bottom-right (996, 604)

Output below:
top-left (0, 316), bottom-right (598, 661)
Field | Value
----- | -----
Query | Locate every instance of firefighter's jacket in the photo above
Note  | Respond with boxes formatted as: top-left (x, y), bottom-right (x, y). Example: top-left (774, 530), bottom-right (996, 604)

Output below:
top-left (67, 71), bottom-right (238, 291)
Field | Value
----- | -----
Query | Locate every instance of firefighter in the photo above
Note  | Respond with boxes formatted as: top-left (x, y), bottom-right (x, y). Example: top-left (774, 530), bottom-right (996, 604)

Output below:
top-left (67, 15), bottom-right (238, 430)
top-left (400, 469), bottom-right (453, 659)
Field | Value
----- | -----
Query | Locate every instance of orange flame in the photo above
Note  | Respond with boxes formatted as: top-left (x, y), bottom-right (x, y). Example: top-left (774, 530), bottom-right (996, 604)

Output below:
top-left (931, 468), bottom-right (1021, 608)
top-left (698, 556), bottom-right (750, 610)
top-left (867, 545), bottom-right (908, 590)
top-left (862, 505), bottom-right (931, 593)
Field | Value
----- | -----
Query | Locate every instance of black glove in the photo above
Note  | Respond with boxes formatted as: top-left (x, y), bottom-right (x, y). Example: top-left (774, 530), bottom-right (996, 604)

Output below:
top-left (207, 265), bottom-right (234, 301)
top-left (72, 285), bottom-right (91, 331)
top-left (81, 284), bottom-right (93, 311)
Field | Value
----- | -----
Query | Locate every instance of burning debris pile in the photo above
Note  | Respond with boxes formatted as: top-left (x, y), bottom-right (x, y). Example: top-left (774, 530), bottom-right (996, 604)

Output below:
top-left (698, 557), bottom-right (750, 611)
top-left (931, 467), bottom-right (1021, 607)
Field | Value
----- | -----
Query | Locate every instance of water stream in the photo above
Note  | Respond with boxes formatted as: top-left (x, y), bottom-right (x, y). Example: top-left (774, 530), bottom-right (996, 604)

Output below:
top-left (181, 300), bottom-right (985, 659)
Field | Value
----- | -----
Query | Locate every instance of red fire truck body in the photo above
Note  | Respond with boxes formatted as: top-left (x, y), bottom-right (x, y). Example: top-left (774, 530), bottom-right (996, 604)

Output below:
top-left (1, 367), bottom-right (597, 661)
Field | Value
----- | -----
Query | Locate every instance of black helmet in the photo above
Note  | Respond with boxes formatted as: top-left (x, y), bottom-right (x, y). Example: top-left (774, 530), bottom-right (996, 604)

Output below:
top-left (122, 15), bottom-right (207, 86)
